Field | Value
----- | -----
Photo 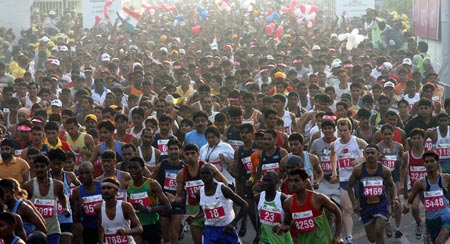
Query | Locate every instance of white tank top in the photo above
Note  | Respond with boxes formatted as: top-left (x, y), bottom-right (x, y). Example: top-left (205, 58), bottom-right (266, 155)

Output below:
top-left (257, 191), bottom-right (284, 225)
top-left (25, 96), bottom-right (41, 109)
top-left (139, 146), bottom-right (156, 166)
top-left (436, 126), bottom-right (450, 159)
top-left (283, 110), bottom-right (293, 135)
top-left (403, 93), bottom-right (420, 108)
top-left (333, 136), bottom-right (362, 182)
top-left (101, 200), bottom-right (135, 244)
top-left (199, 183), bottom-right (235, 226)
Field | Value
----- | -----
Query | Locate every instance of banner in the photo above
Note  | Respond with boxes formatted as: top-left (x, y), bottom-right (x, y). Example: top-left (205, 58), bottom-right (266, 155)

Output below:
top-left (412, 0), bottom-right (440, 40)
top-left (335, 0), bottom-right (375, 18)
top-left (83, 0), bottom-right (122, 29)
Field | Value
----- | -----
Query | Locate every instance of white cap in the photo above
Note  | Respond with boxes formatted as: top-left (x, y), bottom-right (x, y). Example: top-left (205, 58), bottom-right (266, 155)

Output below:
top-left (210, 43), bottom-right (218, 50)
top-left (267, 55), bottom-right (274, 60)
top-left (330, 33), bottom-right (338, 38)
top-left (331, 59), bottom-right (342, 69)
top-left (381, 62), bottom-right (393, 71)
top-left (101, 53), bottom-right (110, 62)
top-left (48, 10), bottom-right (56, 16)
top-left (51, 46), bottom-right (59, 52)
top-left (41, 36), bottom-right (50, 43)
top-left (384, 81), bottom-right (395, 88)
top-left (133, 62), bottom-right (142, 70)
top-left (312, 45), bottom-right (321, 51)
top-left (160, 47), bottom-right (168, 53)
top-left (179, 48), bottom-right (185, 54)
top-left (59, 46), bottom-right (68, 52)
top-left (51, 99), bottom-right (62, 107)
top-left (50, 59), bottom-right (60, 66)
top-left (402, 58), bottom-right (412, 65)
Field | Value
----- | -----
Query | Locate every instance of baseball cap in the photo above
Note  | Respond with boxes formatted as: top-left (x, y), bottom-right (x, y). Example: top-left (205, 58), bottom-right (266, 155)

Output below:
top-left (402, 58), bottom-right (412, 65)
top-left (85, 114), bottom-right (97, 123)
top-left (179, 49), bottom-right (186, 54)
top-left (384, 81), bottom-right (395, 88)
top-left (101, 53), bottom-right (110, 62)
top-left (51, 46), bottom-right (59, 52)
top-left (274, 72), bottom-right (286, 79)
top-left (48, 10), bottom-right (56, 16)
top-left (50, 99), bottom-right (62, 107)
top-left (286, 155), bottom-right (302, 166)
top-left (59, 46), bottom-right (68, 52)
top-left (379, 62), bottom-right (393, 71)
top-left (159, 47), bottom-right (168, 53)
top-left (41, 36), bottom-right (50, 43)
top-left (312, 45), bottom-right (321, 51)
top-left (331, 60), bottom-right (342, 69)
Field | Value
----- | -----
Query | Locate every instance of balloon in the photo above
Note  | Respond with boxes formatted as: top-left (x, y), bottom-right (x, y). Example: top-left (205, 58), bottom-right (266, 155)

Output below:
top-left (274, 26), bottom-right (284, 38)
top-left (253, 10), bottom-right (260, 16)
top-left (281, 7), bottom-right (291, 13)
top-left (267, 9), bottom-right (273, 16)
top-left (289, 0), bottom-right (297, 10)
top-left (265, 23), bottom-right (276, 35)
top-left (175, 14), bottom-right (184, 20)
top-left (95, 15), bottom-right (101, 24)
top-left (192, 26), bottom-right (201, 34)
top-left (160, 35), bottom-right (167, 42)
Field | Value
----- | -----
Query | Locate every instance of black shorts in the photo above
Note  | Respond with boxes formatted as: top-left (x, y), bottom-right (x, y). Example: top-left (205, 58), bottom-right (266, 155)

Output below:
top-left (142, 222), bottom-right (162, 244)
top-left (83, 228), bottom-right (99, 244)
top-left (60, 223), bottom-right (73, 235)
top-left (160, 202), bottom-right (186, 217)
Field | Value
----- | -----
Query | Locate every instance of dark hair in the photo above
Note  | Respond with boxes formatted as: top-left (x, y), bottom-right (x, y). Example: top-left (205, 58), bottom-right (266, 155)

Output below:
top-left (65, 117), bottom-right (79, 126)
top-left (34, 155), bottom-right (50, 166)
top-left (0, 212), bottom-right (16, 225)
top-left (47, 148), bottom-right (67, 162)
top-left (418, 99), bottom-right (432, 107)
top-left (423, 150), bottom-right (439, 161)
top-left (121, 143), bottom-right (136, 152)
top-left (264, 129), bottom-right (277, 139)
top-left (101, 150), bottom-right (116, 160)
top-left (357, 108), bottom-right (371, 119)
top-left (288, 132), bottom-right (304, 144)
top-left (239, 123), bottom-right (254, 133)
top-left (44, 121), bottom-right (59, 131)
top-left (98, 120), bottom-right (115, 132)
top-left (288, 168), bottom-right (309, 180)
top-left (129, 156), bottom-right (145, 167)
top-left (380, 124), bottom-right (394, 133)
top-left (131, 107), bottom-right (145, 118)
top-left (159, 114), bottom-right (172, 123)
top-left (183, 143), bottom-right (199, 153)
top-left (66, 151), bottom-right (76, 161)
top-left (273, 94), bottom-right (286, 103)
top-left (205, 126), bottom-right (221, 138)
top-left (410, 128), bottom-right (425, 138)
top-left (228, 106), bottom-right (242, 118)
top-left (167, 139), bottom-right (181, 148)
top-left (193, 111), bottom-right (208, 121)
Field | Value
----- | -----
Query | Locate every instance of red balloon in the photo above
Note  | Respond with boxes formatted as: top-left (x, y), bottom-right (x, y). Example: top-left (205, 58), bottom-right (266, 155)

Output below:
top-left (95, 15), bottom-right (101, 24)
top-left (267, 9), bottom-right (273, 16)
top-left (299, 4), bottom-right (306, 14)
top-left (289, 0), bottom-right (297, 10)
top-left (265, 23), bottom-right (275, 35)
top-left (192, 26), bottom-right (201, 34)
top-left (281, 7), bottom-right (290, 13)
top-left (275, 26), bottom-right (284, 38)
top-left (310, 6), bottom-right (319, 13)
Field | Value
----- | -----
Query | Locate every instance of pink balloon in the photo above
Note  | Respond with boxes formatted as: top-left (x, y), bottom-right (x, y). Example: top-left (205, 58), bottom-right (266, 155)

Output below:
top-left (289, 0), bottom-right (297, 10)
top-left (265, 23), bottom-right (275, 35)
top-left (310, 6), bottom-right (319, 13)
top-left (281, 7), bottom-right (290, 13)
top-left (275, 26), bottom-right (284, 38)
top-left (267, 9), bottom-right (273, 16)
top-left (192, 26), bottom-right (201, 34)
top-left (299, 4), bottom-right (306, 14)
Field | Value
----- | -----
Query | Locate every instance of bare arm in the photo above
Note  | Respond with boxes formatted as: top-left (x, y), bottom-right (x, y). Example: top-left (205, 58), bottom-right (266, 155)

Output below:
top-left (89, 145), bottom-right (100, 163)
top-left (399, 152), bottom-right (408, 193)
top-left (150, 180), bottom-right (172, 213)
top-left (122, 202), bottom-right (144, 235)
top-left (222, 184), bottom-right (248, 227)
top-left (174, 170), bottom-right (185, 203)
top-left (310, 154), bottom-right (323, 189)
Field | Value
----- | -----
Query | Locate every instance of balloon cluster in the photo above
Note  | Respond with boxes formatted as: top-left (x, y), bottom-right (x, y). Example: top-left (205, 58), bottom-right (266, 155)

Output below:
top-left (293, 2), bottom-right (319, 28)
top-left (389, 11), bottom-right (410, 31)
top-left (337, 29), bottom-right (365, 50)
top-left (215, 0), bottom-right (232, 12)
top-left (265, 23), bottom-right (284, 38)
top-left (197, 6), bottom-right (209, 23)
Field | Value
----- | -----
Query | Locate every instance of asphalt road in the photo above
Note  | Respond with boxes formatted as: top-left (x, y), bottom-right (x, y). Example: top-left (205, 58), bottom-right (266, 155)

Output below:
top-left (179, 204), bottom-right (434, 244)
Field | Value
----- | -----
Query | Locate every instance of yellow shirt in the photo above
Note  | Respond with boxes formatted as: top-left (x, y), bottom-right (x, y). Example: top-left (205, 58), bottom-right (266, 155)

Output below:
top-left (176, 86), bottom-right (196, 98)
top-left (0, 156), bottom-right (30, 184)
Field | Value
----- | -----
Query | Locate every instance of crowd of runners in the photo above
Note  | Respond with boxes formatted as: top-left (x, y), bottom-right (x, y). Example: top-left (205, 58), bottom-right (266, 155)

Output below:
top-left (0, 1), bottom-right (446, 244)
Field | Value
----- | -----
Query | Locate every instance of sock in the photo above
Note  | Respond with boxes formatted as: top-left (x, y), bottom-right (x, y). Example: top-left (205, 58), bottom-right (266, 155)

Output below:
top-left (346, 235), bottom-right (353, 240)
top-left (395, 227), bottom-right (401, 231)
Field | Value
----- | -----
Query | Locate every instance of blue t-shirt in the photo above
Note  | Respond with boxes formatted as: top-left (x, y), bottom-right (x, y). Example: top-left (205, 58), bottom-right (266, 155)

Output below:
top-left (184, 130), bottom-right (207, 148)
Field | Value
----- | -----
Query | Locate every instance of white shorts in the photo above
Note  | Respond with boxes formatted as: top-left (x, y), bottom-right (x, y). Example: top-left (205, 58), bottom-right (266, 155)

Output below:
top-left (318, 179), bottom-right (341, 205)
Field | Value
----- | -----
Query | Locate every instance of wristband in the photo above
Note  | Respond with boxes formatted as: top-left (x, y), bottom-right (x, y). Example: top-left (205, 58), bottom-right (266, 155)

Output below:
top-left (248, 176), bottom-right (255, 183)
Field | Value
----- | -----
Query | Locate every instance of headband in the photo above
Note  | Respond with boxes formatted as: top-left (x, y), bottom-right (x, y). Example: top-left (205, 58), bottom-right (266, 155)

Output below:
top-left (101, 182), bottom-right (119, 190)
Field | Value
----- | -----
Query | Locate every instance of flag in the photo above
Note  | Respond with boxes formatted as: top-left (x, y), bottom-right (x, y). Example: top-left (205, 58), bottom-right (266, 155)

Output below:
top-left (116, 7), bottom-right (141, 32)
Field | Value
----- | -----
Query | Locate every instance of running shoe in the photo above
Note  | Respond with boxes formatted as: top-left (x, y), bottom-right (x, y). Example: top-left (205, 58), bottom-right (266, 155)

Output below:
top-left (238, 223), bottom-right (247, 237)
top-left (423, 235), bottom-right (432, 244)
top-left (415, 221), bottom-right (423, 239)
top-left (385, 221), bottom-right (393, 237)
top-left (394, 230), bottom-right (403, 238)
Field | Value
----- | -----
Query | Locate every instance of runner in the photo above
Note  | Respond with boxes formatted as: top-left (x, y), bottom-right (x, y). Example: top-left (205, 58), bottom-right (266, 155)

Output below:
top-left (95, 178), bottom-right (143, 244)
top-left (22, 155), bottom-right (69, 244)
top-left (254, 171), bottom-right (293, 244)
top-left (400, 128), bottom-right (427, 240)
top-left (330, 118), bottom-right (368, 244)
top-left (152, 114), bottom-right (177, 162)
top-left (424, 112), bottom-right (450, 173)
top-left (187, 164), bottom-right (248, 244)
top-left (174, 143), bottom-right (228, 244)
top-left (347, 144), bottom-right (400, 244)
top-left (127, 156), bottom-right (172, 244)
top-left (0, 139), bottom-right (30, 184)
top-left (0, 212), bottom-right (26, 244)
top-left (96, 150), bottom-right (131, 201)
top-left (282, 168), bottom-right (343, 244)
top-left (403, 150), bottom-right (450, 243)
top-left (64, 117), bottom-right (95, 166)
top-left (138, 128), bottom-right (161, 172)
top-left (152, 139), bottom-right (186, 244)
top-left (71, 162), bottom-right (103, 244)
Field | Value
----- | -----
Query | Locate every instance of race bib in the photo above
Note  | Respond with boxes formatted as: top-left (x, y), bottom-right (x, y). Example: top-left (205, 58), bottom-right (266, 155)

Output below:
top-left (338, 158), bottom-right (354, 169)
top-left (75, 153), bottom-right (84, 166)
top-left (164, 172), bottom-right (178, 191)
top-left (34, 198), bottom-right (55, 218)
top-left (14, 149), bottom-right (23, 158)
top-left (157, 139), bottom-right (170, 156)
top-left (363, 178), bottom-right (384, 199)
top-left (228, 140), bottom-right (244, 151)
top-left (320, 156), bottom-right (332, 173)
top-left (242, 156), bottom-right (252, 174)
top-left (185, 180), bottom-right (204, 198)
top-left (82, 194), bottom-right (103, 216)
top-left (129, 192), bottom-right (151, 207)
top-left (424, 138), bottom-right (434, 151)
top-left (105, 228), bottom-right (128, 244)
top-left (293, 210), bottom-right (316, 232)
top-left (116, 191), bottom-right (127, 201)
top-left (259, 205), bottom-right (282, 225)
top-left (409, 166), bottom-right (427, 184)
top-left (204, 205), bottom-right (225, 221)
top-left (436, 144), bottom-right (450, 159)
top-left (382, 155), bottom-right (397, 171)
top-left (424, 189), bottom-right (446, 211)
top-left (261, 163), bottom-right (280, 174)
